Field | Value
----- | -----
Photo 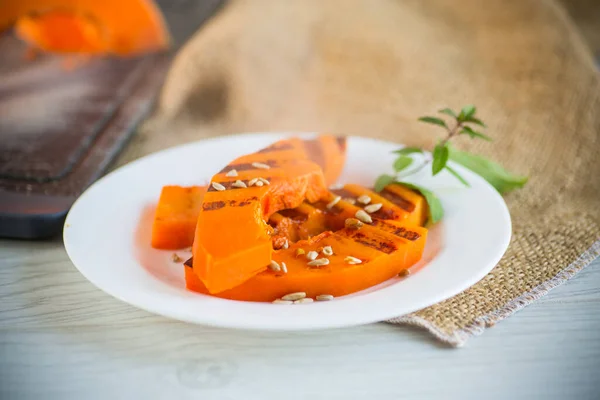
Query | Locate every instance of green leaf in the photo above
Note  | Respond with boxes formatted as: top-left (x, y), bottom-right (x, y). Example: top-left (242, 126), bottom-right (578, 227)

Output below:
top-left (395, 182), bottom-right (444, 224)
top-left (438, 108), bottom-right (458, 118)
top-left (392, 147), bottom-right (423, 155)
top-left (432, 143), bottom-right (449, 175)
top-left (393, 156), bottom-right (413, 172)
top-left (463, 116), bottom-right (486, 127)
top-left (449, 148), bottom-right (528, 194)
top-left (458, 105), bottom-right (476, 121)
top-left (445, 165), bottom-right (470, 187)
top-left (418, 116), bottom-right (448, 129)
top-left (374, 174), bottom-right (395, 192)
top-left (460, 126), bottom-right (492, 141)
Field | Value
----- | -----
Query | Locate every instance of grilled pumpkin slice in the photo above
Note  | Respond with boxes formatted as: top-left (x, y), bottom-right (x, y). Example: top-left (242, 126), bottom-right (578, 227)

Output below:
top-left (184, 220), bottom-right (427, 301)
top-left (192, 138), bottom-right (332, 294)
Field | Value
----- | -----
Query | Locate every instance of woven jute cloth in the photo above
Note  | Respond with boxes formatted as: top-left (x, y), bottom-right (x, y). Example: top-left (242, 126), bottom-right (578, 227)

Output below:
top-left (119, 0), bottom-right (600, 346)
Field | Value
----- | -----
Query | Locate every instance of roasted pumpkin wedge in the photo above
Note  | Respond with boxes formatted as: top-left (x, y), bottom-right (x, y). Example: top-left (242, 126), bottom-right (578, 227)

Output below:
top-left (192, 138), bottom-right (334, 294)
top-left (184, 220), bottom-right (427, 301)
top-left (151, 136), bottom-right (347, 250)
top-left (151, 185), bottom-right (205, 250)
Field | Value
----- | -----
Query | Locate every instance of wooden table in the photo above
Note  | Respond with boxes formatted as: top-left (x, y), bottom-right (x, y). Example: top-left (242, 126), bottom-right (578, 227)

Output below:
top-left (1, 238), bottom-right (599, 400)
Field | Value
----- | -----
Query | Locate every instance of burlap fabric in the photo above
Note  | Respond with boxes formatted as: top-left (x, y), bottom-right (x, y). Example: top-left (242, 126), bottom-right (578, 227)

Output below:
top-left (119, 0), bottom-right (600, 346)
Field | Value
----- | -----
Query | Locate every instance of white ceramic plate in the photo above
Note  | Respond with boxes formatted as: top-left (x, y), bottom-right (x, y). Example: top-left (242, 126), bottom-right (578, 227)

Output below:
top-left (64, 133), bottom-right (511, 331)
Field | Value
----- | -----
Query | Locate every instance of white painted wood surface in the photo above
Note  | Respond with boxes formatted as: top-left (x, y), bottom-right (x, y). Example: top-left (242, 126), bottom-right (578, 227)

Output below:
top-left (1, 238), bottom-right (599, 400)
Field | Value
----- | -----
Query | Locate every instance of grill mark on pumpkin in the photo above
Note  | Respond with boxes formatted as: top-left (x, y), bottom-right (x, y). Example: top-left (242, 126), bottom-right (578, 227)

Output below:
top-left (348, 231), bottom-right (397, 254)
top-left (303, 139), bottom-right (326, 172)
top-left (369, 207), bottom-right (397, 220)
top-left (374, 223), bottom-right (421, 241)
top-left (202, 196), bottom-right (259, 210)
top-left (378, 188), bottom-right (415, 212)
top-left (277, 208), bottom-right (309, 221)
top-left (218, 160), bottom-right (279, 174)
top-left (256, 143), bottom-right (294, 153)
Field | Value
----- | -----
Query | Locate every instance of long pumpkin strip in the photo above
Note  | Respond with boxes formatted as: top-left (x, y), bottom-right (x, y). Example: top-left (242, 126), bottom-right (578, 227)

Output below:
top-left (1, 0), bottom-right (170, 55)
top-left (192, 139), bottom-right (330, 294)
top-left (185, 221), bottom-right (428, 301)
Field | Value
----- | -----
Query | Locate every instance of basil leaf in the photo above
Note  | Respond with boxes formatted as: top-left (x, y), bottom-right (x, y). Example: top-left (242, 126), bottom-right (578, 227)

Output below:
top-left (432, 143), bottom-right (449, 175)
top-left (418, 116), bottom-right (448, 129)
top-left (458, 105), bottom-right (476, 121)
top-left (449, 148), bottom-right (528, 194)
top-left (438, 108), bottom-right (457, 118)
top-left (392, 147), bottom-right (423, 155)
top-left (396, 182), bottom-right (444, 224)
top-left (374, 174), bottom-right (395, 192)
top-left (393, 155), bottom-right (413, 172)
top-left (460, 126), bottom-right (492, 141)
top-left (445, 165), bottom-right (470, 187)
top-left (463, 116), bottom-right (486, 127)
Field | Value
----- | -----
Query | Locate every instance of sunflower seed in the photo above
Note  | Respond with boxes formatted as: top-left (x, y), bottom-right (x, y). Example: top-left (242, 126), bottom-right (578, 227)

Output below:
top-left (329, 183), bottom-right (344, 190)
top-left (255, 180), bottom-right (264, 187)
top-left (343, 197), bottom-right (357, 205)
top-left (272, 299), bottom-right (293, 304)
top-left (307, 258), bottom-right (330, 267)
top-left (296, 248), bottom-right (306, 257)
top-left (357, 194), bottom-right (371, 205)
top-left (322, 246), bottom-right (333, 256)
top-left (344, 256), bottom-right (362, 265)
top-left (282, 239), bottom-right (289, 249)
top-left (211, 182), bottom-right (226, 191)
top-left (316, 294), bottom-right (334, 301)
top-left (306, 251), bottom-right (319, 261)
top-left (293, 298), bottom-right (314, 304)
top-left (231, 180), bottom-right (247, 188)
top-left (281, 262), bottom-right (288, 273)
top-left (364, 203), bottom-right (383, 213)
top-left (225, 169), bottom-right (238, 177)
top-left (345, 218), bottom-right (364, 229)
top-left (252, 162), bottom-right (271, 170)
top-left (248, 178), bottom-right (259, 186)
top-left (326, 196), bottom-right (342, 209)
top-left (282, 292), bottom-right (306, 301)
top-left (258, 177), bottom-right (270, 185)
top-left (398, 269), bottom-right (411, 277)
top-left (269, 260), bottom-right (281, 272)
top-left (355, 210), bottom-right (373, 224)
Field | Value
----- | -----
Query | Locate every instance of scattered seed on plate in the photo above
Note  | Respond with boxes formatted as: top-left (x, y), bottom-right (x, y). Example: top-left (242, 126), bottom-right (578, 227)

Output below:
top-left (281, 262), bottom-right (288, 273)
top-left (344, 256), bottom-right (362, 265)
top-left (258, 177), bottom-right (270, 185)
top-left (255, 180), bottom-right (264, 187)
top-left (306, 250), bottom-right (318, 261)
top-left (364, 203), bottom-right (383, 213)
top-left (248, 178), bottom-right (259, 186)
top-left (171, 253), bottom-right (182, 263)
top-left (231, 180), bottom-right (247, 188)
top-left (398, 269), bottom-right (411, 277)
top-left (343, 197), bottom-right (357, 205)
top-left (355, 210), bottom-right (373, 224)
top-left (357, 194), bottom-right (371, 205)
top-left (282, 239), bottom-right (289, 249)
top-left (293, 298), bottom-right (314, 304)
top-left (296, 248), bottom-right (306, 257)
top-left (345, 218), bottom-right (364, 230)
top-left (307, 258), bottom-right (330, 267)
top-left (316, 294), bottom-right (334, 301)
top-left (252, 162), bottom-right (271, 169)
top-left (322, 246), bottom-right (333, 256)
top-left (329, 183), bottom-right (344, 190)
top-left (282, 292), bottom-right (306, 301)
top-left (225, 169), bottom-right (238, 177)
top-left (269, 260), bottom-right (281, 272)
top-left (272, 299), bottom-right (293, 304)
top-left (211, 182), bottom-right (226, 191)
top-left (326, 196), bottom-right (341, 209)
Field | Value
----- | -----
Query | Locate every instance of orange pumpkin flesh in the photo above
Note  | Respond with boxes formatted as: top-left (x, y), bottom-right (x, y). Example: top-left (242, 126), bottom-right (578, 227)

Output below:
top-left (192, 138), bottom-right (330, 294)
top-left (1, 0), bottom-right (170, 55)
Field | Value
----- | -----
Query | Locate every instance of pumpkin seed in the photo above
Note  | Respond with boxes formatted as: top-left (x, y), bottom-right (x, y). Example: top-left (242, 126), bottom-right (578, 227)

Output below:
top-left (307, 258), bottom-right (330, 267)
top-left (231, 180), bottom-right (247, 188)
top-left (255, 180), bottom-right (264, 187)
top-left (329, 183), bottom-right (344, 190)
top-left (326, 196), bottom-right (342, 209)
top-left (306, 251), bottom-right (319, 261)
top-left (344, 256), bottom-right (362, 265)
top-left (364, 203), bottom-right (383, 213)
top-left (357, 194), bottom-right (371, 205)
top-left (225, 169), bottom-right (238, 177)
top-left (316, 294), bottom-right (334, 301)
top-left (343, 197), bottom-right (357, 205)
top-left (296, 248), bottom-right (306, 257)
top-left (248, 178), bottom-right (259, 186)
top-left (281, 292), bottom-right (306, 301)
top-left (269, 260), bottom-right (281, 272)
top-left (322, 246), bottom-right (334, 256)
top-left (282, 239), bottom-right (289, 249)
top-left (355, 210), bottom-right (373, 224)
top-left (293, 298), bottom-right (314, 304)
top-left (252, 162), bottom-right (271, 169)
top-left (211, 182), bottom-right (226, 191)
top-left (258, 177), bottom-right (270, 185)
top-left (398, 269), bottom-right (411, 277)
top-left (171, 253), bottom-right (182, 263)
top-left (281, 262), bottom-right (288, 273)
top-left (272, 299), bottom-right (293, 304)
top-left (345, 218), bottom-right (364, 229)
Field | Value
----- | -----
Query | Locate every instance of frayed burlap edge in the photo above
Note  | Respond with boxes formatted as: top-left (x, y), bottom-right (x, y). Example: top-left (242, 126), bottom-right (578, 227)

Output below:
top-left (388, 240), bottom-right (600, 347)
